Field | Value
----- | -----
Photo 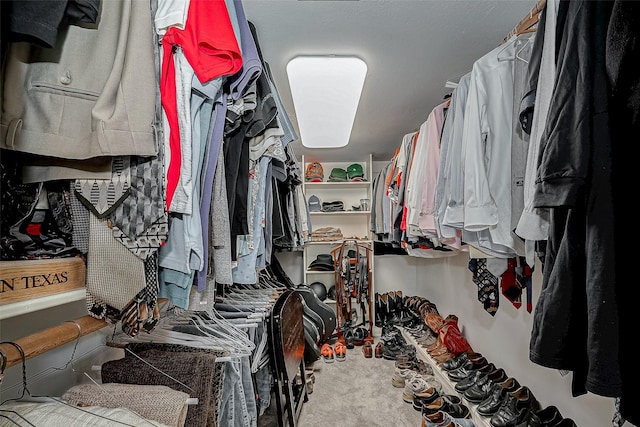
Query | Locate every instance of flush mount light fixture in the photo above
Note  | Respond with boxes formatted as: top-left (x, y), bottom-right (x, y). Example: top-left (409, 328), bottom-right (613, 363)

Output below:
top-left (286, 56), bottom-right (367, 148)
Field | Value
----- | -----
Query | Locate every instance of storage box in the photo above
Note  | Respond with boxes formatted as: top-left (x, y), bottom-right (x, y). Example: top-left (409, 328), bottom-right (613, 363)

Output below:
top-left (0, 257), bottom-right (86, 305)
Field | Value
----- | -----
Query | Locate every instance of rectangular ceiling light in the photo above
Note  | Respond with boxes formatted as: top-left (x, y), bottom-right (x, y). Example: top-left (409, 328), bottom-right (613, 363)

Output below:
top-left (287, 56), bottom-right (367, 148)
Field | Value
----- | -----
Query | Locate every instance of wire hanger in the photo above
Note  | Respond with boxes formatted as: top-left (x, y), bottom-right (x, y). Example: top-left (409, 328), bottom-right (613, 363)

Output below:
top-left (52, 320), bottom-right (82, 373)
top-left (496, 34), bottom-right (519, 62)
top-left (0, 348), bottom-right (6, 385)
top-left (115, 304), bottom-right (254, 357)
top-left (74, 331), bottom-right (200, 406)
top-left (0, 342), bottom-right (30, 404)
top-left (515, 33), bottom-right (535, 64)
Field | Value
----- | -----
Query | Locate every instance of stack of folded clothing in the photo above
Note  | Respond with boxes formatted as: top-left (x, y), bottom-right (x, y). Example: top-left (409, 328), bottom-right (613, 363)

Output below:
top-left (322, 200), bottom-right (344, 212)
top-left (311, 226), bottom-right (343, 242)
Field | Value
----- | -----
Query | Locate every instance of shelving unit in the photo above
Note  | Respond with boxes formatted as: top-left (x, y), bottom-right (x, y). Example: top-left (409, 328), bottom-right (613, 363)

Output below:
top-left (301, 155), bottom-right (375, 321)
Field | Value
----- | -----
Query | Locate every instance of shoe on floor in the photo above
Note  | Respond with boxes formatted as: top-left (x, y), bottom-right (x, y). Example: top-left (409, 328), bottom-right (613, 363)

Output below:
top-left (374, 341), bottom-right (384, 358)
top-left (321, 343), bottom-right (334, 363)
top-left (363, 341), bottom-right (373, 358)
top-left (334, 341), bottom-right (347, 361)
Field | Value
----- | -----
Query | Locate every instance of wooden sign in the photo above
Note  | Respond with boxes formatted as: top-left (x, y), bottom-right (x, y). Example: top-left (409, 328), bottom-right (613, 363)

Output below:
top-left (0, 257), bottom-right (86, 306)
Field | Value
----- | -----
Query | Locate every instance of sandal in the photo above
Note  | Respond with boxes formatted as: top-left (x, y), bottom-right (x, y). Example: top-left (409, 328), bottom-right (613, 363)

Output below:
top-left (334, 341), bottom-right (347, 361)
top-left (321, 343), bottom-right (335, 363)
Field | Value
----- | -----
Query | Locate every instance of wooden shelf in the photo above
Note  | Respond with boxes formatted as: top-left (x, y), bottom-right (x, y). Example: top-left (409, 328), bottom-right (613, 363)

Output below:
top-left (0, 289), bottom-right (87, 320)
top-left (304, 181), bottom-right (370, 187)
top-left (306, 240), bottom-right (372, 245)
top-left (309, 210), bottom-right (371, 215)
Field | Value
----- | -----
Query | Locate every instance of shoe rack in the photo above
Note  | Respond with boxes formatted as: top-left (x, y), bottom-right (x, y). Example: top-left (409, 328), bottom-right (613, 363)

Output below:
top-left (399, 328), bottom-right (492, 427)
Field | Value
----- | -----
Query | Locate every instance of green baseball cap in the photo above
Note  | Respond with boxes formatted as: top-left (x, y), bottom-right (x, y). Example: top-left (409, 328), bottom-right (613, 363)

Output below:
top-left (328, 167), bottom-right (348, 182)
top-left (347, 163), bottom-right (365, 181)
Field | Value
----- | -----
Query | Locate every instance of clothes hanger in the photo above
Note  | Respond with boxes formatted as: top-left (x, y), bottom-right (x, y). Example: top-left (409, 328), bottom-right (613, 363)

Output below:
top-left (0, 342), bottom-right (30, 405)
top-left (196, 307), bottom-right (259, 346)
top-left (114, 326), bottom-right (229, 352)
top-left (0, 320), bottom-right (106, 399)
top-left (515, 33), bottom-right (535, 64)
top-left (153, 306), bottom-right (256, 356)
top-left (0, 347), bottom-right (6, 385)
top-left (496, 34), bottom-right (519, 62)
top-left (177, 309), bottom-right (256, 341)
top-left (224, 288), bottom-right (271, 305)
top-left (0, 320), bottom-right (195, 411)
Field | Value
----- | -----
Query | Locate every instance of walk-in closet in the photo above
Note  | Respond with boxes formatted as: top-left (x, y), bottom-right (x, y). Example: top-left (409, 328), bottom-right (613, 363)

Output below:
top-left (1, 1), bottom-right (637, 426)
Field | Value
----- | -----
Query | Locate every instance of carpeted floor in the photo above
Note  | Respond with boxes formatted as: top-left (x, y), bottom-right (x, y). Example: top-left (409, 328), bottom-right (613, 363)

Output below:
top-left (257, 333), bottom-right (423, 427)
top-left (297, 344), bottom-right (423, 427)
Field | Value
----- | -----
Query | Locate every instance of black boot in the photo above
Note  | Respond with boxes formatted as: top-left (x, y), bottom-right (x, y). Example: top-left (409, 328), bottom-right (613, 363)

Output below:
top-left (387, 291), bottom-right (401, 324)
top-left (400, 295), bottom-right (415, 325)
top-left (374, 292), bottom-right (386, 327)
top-left (399, 293), bottom-right (415, 324)
top-left (379, 292), bottom-right (388, 325)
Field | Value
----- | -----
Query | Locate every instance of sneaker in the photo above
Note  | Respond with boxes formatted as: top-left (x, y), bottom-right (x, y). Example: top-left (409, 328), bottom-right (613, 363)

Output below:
top-left (391, 367), bottom-right (418, 388)
top-left (403, 375), bottom-right (441, 404)
top-left (395, 354), bottom-right (410, 367)
top-left (414, 359), bottom-right (434, 377)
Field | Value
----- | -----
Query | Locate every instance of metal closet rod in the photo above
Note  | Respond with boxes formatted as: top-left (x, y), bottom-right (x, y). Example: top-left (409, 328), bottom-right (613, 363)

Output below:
top-left (0, 315), bottom-right (108, 370)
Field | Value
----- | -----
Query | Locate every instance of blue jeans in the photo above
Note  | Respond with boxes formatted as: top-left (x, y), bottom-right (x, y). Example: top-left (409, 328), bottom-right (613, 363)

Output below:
top-left (218, 356), bottom-right (257, 427)
top-left (253, 321), bottom-right (272, 411)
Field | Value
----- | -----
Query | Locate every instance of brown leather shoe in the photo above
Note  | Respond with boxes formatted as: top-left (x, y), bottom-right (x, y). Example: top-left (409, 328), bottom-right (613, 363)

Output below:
top-left (426, 338), bottom-right (446, 353)
top-left (363, 341), bottom-right (373, 358)
top-left (432, 351), bottom-right (456, 364)
top-left (374, 341), bottom-right (384, 358)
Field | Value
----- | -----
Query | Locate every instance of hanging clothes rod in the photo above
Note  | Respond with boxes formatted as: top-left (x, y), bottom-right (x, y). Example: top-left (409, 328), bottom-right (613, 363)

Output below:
top-left (503, 0), bottom-right (546, 43)
top-left (0, 315), bottom-right (108, 370)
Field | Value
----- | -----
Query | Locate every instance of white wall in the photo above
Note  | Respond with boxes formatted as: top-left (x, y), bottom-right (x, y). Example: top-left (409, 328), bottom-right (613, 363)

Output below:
top-left (275, 250), bottom-right (617, 427)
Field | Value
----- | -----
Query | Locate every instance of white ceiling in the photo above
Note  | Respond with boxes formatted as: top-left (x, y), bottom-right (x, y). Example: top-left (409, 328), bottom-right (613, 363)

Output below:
top-left (242, 0), bottom-right (537, 163)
